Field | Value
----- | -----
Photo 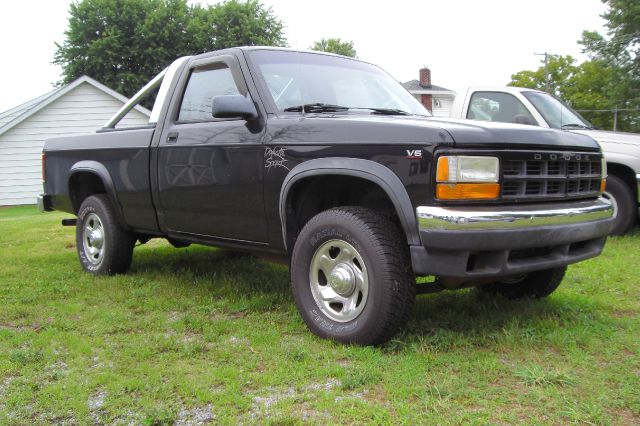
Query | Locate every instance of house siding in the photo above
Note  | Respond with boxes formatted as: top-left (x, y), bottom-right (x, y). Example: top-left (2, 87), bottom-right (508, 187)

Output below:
top-left (432, 96), bottom-right (454, 118)
top-left (0, 82), bottom-right (149, 206)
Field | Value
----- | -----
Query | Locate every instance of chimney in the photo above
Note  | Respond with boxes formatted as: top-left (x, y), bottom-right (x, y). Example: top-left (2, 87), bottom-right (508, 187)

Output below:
top-left (419, 67), bottom-right (431, 87)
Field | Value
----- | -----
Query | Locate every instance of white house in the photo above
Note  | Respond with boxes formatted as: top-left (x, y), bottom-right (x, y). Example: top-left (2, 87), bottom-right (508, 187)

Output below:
top-left (402, 67), bottom-right (456, 117)
top-left (0, 76), bottom-right (150, 206)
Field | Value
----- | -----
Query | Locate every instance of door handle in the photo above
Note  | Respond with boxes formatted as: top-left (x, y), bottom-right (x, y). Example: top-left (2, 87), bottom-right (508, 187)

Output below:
top-left (166, 132), bottom-right (179, 143)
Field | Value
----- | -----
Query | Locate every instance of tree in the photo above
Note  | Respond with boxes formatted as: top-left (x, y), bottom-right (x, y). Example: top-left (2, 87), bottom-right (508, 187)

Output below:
top-left (578, 0), bottom-right (640, 130)
top-left (509, 55), bottom-right (620, 130)
top-left (510, 55), bottom-right (578, 98)
top-left (53, 0), bottom-right (287, 98)
top-left (310, 38), bottom-right (357, 57)
top-left (509, 0), bottom-right (640, 132)
top-left (580, 0), bottom-right (639, 77)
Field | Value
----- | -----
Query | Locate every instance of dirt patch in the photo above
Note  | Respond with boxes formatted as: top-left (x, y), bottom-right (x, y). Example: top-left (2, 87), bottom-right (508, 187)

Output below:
top-left (0, 323), bottom-right (43, 333)
top-left (176, 404), bottom-right (215, 425)
top-left (88, 390), bottom-right (106, 410)
top-left (167, 311), bottom-right (182, 322)
top-left (250, 379), bottom-right (341, 419)
top-left (88, 390), bottom-right (107, 424)
top-left (362, 386), bottom-right (387, 405)
top-left (610, 309), bottom-right (638, 318)
top-left (336, 358), bottom-right (351, 367)
top-left (608, 407), bottom-right (639, 424)
top-left (0, 376), bottom-right (14, 410)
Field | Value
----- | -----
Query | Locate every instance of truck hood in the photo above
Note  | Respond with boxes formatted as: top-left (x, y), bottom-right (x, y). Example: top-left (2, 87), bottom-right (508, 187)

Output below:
top-left (571, 129), bottom-right (640, 147)
top-left (423, 117), bottom-right (600, 151)
top-left (283, 115), bottom-right (600, 151)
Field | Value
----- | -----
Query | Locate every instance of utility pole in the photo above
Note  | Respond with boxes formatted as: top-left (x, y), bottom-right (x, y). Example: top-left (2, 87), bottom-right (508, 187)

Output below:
top-left (534, 52), bottom-right (555, 93)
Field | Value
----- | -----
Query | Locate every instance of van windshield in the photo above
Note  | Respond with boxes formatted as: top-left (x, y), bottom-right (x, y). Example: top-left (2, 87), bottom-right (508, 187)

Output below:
top-left (248, 50), bottom-right (429, 116)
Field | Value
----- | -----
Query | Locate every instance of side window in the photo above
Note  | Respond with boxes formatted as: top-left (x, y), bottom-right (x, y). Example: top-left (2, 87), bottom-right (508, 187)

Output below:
top-left (178, 63), bottom-right (241, 122)
top-left (467, 92), bottom-right (536, 125)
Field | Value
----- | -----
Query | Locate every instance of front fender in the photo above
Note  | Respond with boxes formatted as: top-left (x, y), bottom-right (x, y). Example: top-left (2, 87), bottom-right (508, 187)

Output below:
top-left (279, 157), bottom-right (421, 249)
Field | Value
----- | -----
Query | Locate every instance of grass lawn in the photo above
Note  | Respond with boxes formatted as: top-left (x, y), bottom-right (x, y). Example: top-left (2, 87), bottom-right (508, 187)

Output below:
top-left (0, 205), bottom-right (638, 425)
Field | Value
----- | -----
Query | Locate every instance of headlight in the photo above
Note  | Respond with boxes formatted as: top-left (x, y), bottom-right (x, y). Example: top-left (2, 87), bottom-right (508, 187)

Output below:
top-left (436, 155), bottom-right (500, 200)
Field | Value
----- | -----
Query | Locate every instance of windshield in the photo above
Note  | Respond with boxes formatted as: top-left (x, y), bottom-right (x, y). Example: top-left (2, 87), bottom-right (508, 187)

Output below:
top-left (248, 50), bottom-right (429, 116)
top-left (523, 91), bottom-right (594, 130)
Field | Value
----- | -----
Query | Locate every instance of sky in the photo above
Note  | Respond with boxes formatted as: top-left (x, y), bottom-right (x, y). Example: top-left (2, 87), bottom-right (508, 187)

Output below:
top-left (0, 0), bottom-right (608, 113)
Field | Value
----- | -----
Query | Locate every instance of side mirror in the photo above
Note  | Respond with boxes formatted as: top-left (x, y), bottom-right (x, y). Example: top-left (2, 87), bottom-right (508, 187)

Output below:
top-left (212, 94), bottom-right (258, 120)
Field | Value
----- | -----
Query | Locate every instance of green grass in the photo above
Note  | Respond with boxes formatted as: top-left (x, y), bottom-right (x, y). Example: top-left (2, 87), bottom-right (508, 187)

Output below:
top-left (0, 206), bottom-right (638, 424)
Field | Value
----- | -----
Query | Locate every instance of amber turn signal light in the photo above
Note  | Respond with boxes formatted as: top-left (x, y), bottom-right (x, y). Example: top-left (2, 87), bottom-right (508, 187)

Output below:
top-left (436, 156), bottom-right (450, 182)
top-left (600, 179), bottom-right (606, 193)
top-left (436, 183), bottom-right (500, 200)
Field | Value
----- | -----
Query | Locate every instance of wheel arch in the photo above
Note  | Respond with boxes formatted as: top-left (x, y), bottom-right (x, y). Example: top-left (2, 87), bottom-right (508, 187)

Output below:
top-left (606, 161), bottom-right (638, 204)
top-left (279, 157), bottom-right (420, 251)
top-left (68, 161), bottom-right (127, 226)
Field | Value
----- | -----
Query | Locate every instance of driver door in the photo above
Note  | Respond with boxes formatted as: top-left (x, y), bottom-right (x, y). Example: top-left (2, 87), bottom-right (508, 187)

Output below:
top-left (156, 55), bottom-right (267, 243)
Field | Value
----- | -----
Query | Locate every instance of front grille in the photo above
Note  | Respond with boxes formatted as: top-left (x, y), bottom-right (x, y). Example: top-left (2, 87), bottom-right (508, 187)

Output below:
top-left (501, 152), bottom-right (602, 201)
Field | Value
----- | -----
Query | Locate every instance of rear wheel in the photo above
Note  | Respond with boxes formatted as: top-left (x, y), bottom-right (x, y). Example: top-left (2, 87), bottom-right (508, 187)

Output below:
top-left (478, 266), bottom-right (566, 299)
top-left (76, 194), bottom-right (135, 275)
top-left (604, 174), bottom-right (636, 235)
top-left (290, 207), bottom-right (415, 345)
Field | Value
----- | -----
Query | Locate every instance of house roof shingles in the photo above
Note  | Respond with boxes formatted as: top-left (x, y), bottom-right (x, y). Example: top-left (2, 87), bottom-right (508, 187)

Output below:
top-left (402, 79), bottom-right (454, 93)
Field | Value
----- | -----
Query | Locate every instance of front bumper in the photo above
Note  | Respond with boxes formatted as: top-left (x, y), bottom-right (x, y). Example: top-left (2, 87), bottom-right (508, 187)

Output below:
top-left (411, 197), bottom-right (614, 278)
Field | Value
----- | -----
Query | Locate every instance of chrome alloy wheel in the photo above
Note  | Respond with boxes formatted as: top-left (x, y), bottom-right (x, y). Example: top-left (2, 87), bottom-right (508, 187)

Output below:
top-left (82, 213), bottom-right (105, 265)
top-left (309, 239), bottom-right (369, 323)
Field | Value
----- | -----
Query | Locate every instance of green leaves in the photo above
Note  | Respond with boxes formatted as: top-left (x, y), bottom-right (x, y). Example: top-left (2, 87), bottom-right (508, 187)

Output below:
top-left (310, 38), bottom-right (357, 58)
top-left (509, 56), bottom-right (624, 130)
top-left (53, 0), bottom-right (287, 98)
top-left (509, 1), bottom-right (639, 132)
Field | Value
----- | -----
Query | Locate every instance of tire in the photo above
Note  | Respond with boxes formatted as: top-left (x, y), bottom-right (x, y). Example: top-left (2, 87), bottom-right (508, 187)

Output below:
top-left (290, 207), bottom-right (415, 345)
top-left (604, 174), bottom-right (636, 236)
top-left (479, 266), bottom-right (567, 299)
top-left (76, 194), bottom-right (135, 275)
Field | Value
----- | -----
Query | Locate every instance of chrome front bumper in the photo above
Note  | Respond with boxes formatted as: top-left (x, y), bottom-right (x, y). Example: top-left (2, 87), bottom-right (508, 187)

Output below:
top-left (411, 197), bottom-right (615, 278)
top-left (417, 197), bottom-right (614, 231)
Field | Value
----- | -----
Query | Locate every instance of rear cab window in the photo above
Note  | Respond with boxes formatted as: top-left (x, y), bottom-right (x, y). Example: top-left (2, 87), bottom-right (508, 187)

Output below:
top-left (467, 91), bottom-right (536, 125)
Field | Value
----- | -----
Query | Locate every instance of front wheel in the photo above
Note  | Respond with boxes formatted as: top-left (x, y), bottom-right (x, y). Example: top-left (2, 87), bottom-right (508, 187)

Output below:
top-left (76, 194), bottom-right (135, 275)
top-left (290, 207), bottom-right (415, 345)
top-left (478, 266), bottom-right (567, 299)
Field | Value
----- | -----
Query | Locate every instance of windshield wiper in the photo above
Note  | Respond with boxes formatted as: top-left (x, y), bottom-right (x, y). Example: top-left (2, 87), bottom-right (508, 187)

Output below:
top-left (351, 107), bottom-right (411, 115)
top-left (561, 123), bottom-right (594, 130)
top-left (283, 103), bottom-right (349, 113)
top-left (283, 103), bottom-right (411, 115)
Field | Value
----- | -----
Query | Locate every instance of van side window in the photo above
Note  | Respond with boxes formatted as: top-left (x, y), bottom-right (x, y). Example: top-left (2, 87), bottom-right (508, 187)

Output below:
top-left (178, 63), bottom-right (241, 122)
top-left (467, 92), bottom-right (536, 125)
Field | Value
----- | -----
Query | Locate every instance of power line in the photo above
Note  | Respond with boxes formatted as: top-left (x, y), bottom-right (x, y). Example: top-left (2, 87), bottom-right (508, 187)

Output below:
top-left (575, 108), bottom-right (640, 112)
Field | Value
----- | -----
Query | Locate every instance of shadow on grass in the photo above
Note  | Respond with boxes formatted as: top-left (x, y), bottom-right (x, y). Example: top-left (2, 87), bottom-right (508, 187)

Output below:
top-left (127, 244), bottom-right (609, 347)
top-left (131, 244), bottom-right (291, 298)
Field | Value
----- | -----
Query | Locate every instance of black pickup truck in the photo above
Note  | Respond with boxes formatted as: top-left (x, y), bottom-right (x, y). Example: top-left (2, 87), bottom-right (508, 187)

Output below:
top-left (39, 47), bottom-right (614, 345)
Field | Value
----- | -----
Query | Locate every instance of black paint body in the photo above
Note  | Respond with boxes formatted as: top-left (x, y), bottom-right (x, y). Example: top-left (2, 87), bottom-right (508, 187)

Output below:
top-left (41, 47), bottom-right (604, 267)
